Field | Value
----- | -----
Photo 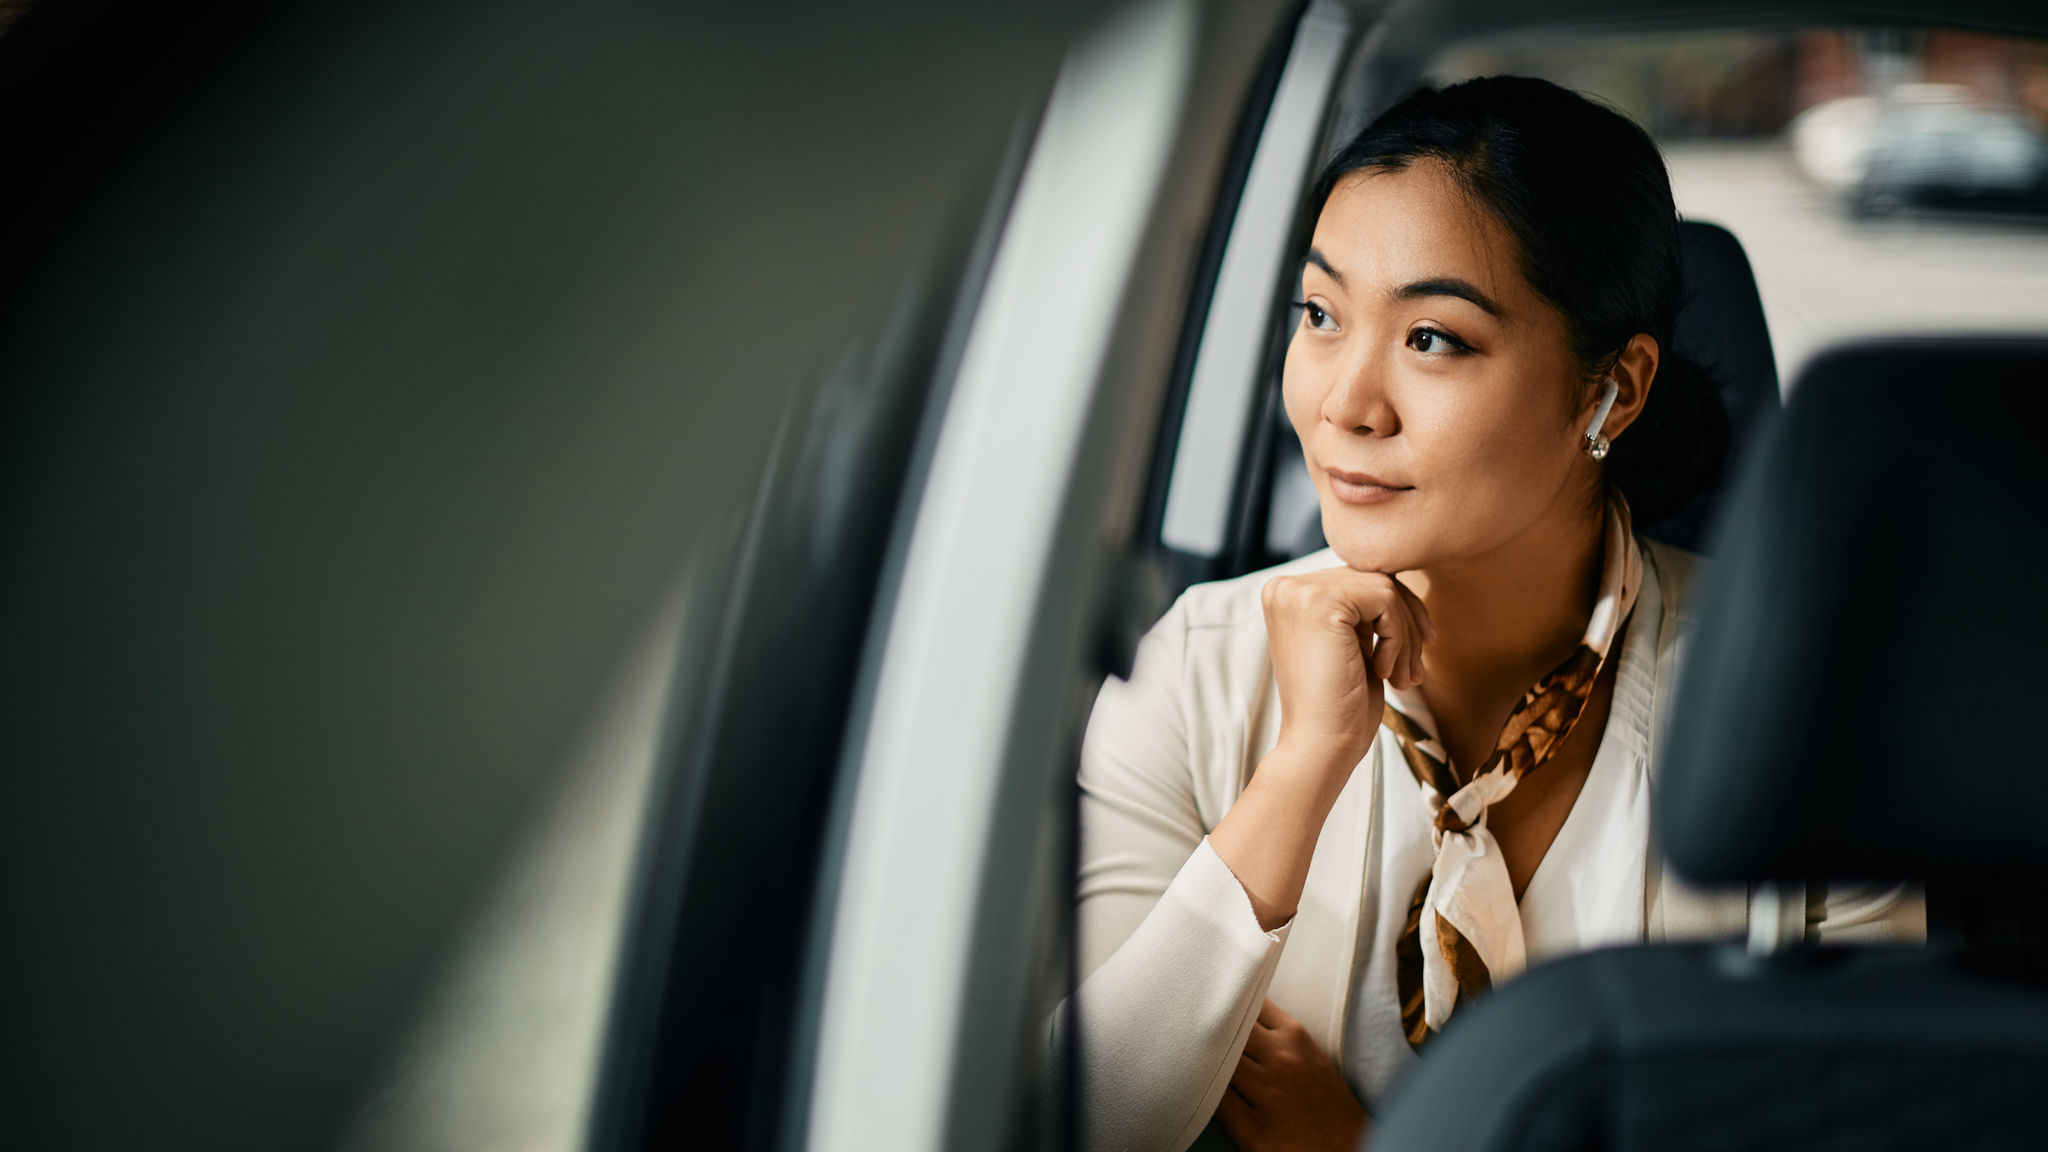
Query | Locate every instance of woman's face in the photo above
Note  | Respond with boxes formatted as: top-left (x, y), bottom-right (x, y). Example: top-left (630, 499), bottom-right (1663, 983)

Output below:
top-left (1283, 161), bottom-right (1595, 576)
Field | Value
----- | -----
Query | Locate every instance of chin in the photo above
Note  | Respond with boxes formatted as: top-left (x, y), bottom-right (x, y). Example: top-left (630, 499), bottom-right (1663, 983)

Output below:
top-left (1319, 508), bottom-right (1430, 575)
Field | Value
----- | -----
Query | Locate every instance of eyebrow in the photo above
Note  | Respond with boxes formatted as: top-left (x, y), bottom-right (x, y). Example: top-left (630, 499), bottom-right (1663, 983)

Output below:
top-left (1303, 248), bottom-right (1346, 289)
top-left (1393, 277), bottom-right (1502, 318)
top-left (1302, 249), bottom-right (1502, 319)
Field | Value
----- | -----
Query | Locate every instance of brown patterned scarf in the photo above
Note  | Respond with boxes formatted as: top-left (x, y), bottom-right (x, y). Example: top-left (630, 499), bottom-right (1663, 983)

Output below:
top-left (1384, 493), bottom-right (1642, 1050)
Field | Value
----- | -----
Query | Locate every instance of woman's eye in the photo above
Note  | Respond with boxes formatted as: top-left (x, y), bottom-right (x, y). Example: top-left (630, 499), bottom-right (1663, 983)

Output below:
top-left (1406, 326), bottom-right (1470, 355)
top-left (1299, 301), bottom-right (1337, 332)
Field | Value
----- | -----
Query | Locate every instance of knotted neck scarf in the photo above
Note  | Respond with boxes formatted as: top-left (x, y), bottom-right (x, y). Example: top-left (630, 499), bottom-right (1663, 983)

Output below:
top-left (1383, 493), bottom-right (1642, 1050)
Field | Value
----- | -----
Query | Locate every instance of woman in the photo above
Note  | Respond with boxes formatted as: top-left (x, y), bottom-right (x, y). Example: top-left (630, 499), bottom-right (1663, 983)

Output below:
top-left (1062, 77), bottom-right (1922, 1152)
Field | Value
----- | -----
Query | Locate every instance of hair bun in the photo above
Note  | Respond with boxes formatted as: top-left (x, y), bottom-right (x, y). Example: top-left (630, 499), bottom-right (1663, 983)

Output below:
top-left (1608, 349), bottom-right (1731, 527)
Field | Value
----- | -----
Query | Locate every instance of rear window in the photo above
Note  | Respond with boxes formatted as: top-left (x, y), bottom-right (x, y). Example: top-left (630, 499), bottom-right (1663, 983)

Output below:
top-left (1432, 26), bottom-right (2048, 383)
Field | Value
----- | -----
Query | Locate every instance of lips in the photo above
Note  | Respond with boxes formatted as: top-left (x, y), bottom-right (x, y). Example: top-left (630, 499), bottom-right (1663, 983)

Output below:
top-left (1324, 466), bottom-right (1412, 506)
top-left (1325, 467), bottom-right (1411, 490)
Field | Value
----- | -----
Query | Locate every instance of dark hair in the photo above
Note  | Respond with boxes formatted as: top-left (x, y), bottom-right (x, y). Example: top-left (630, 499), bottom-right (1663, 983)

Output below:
top-left (1309, 75), bottom-right (1730, 526)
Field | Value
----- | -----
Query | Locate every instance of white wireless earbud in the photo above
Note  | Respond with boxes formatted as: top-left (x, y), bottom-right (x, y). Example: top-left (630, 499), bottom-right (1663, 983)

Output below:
top-left (1585, 377), bottom-right (1619, 442)
top-left (1584, 377), bottom-right (1618, 461)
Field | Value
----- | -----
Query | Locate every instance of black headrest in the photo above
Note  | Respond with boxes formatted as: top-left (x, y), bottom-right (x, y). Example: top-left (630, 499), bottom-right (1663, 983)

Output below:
top-left (1637, 220), bottom-right (1782, 551)
top-left (1675, 221), bottom-right (1780, 446)
top-left (1659, 337), bottom-right (2048, 886)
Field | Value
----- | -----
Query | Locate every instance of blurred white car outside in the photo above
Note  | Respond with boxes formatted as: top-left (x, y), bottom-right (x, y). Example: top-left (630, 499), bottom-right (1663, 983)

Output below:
top-left (1793, 83), bottom-right (2048, 212)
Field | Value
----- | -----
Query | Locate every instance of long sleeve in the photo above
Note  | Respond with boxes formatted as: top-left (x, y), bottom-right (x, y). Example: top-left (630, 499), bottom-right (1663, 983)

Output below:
top-left (1810, 881), bottom-right (1927, 943)
top-left (1045, 598), bottom-right (1288, 1152)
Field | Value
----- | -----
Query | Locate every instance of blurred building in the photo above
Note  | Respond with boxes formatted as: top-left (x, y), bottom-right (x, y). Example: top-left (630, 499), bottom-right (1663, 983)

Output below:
top-left (1440, 24), bottom-right (2048, 139)
top-left (1799, 29), bottom-right (2048, 125)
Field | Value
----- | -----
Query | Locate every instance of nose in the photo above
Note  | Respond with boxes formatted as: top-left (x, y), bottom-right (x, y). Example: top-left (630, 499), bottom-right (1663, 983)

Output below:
top-left (1319, 344), bottom-right (1397, 436)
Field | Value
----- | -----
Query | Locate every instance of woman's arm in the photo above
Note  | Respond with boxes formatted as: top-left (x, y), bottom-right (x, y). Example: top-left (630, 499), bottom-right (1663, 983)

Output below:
top-left (1051, 571), bottom-right (1429, 1152)
top-left (1210, 568), bottom-right (1431, 930)
top-left (1053, 598), bottom-right (1292, 1152)
top-left (1810, 882), bottom-right (1927, 943)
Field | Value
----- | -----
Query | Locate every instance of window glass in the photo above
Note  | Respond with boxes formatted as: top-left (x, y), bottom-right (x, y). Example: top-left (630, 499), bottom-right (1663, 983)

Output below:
top-left (1432, 27), bottom-right (2048, 382)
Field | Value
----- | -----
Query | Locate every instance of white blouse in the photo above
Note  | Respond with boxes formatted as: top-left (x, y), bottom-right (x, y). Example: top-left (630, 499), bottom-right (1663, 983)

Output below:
top-left (1056, 539), bottom-right (1924, 1152)
top-left (1339, 552), bottom-right (1662, 1104)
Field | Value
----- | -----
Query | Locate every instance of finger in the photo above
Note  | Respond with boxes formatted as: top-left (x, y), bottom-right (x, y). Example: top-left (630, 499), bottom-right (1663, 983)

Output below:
top-left (1365, 590), bottom-right (1406, 642)
top-left (1240, 1025), bottom-right (1270, 1062)
top-left (1353, 620), bottom-right (1385, 682)
top-left (1384, 636), bottom-right (1410, 691)
top-left (1372, 605), bottom-right (1415, 686)
top-left (1259, 997), bottom-right (1300, 1031)
top-left (1392, 575), bottom-right (1436, 645)
top-left (1397, 594), bottom-right (1428, 687)
top-left (1215, 1085), bottom-right (1257, 1142)
top-left (1368, 619), bottom-right (1400, 680)
top-left (1362, 611), bottom-right (1395, 685)
top-left (1366, 578), bottom-right (1426, 680)
top-left (1331, 573), bottom-right (1415, 687)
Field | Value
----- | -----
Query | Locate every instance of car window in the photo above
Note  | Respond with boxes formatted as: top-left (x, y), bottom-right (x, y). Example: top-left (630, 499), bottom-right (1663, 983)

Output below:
top-left (1430, 25), bottom-right (2048, 382)
top-left (803, 5), bottom-right (1303, 1151)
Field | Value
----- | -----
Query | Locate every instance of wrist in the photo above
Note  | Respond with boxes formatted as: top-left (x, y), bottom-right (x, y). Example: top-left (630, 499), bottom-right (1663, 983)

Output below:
top-left (1212, 744), bottom-right (1361, 931)
top-left (1247, 741), bottom-right (1357, 820)
top-left (1265, 735), bottom-right (1372, 793)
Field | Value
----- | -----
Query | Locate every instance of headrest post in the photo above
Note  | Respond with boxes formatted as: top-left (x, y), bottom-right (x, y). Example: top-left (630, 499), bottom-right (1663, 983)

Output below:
top-left (1746, 881), bottom-right (1808, 955)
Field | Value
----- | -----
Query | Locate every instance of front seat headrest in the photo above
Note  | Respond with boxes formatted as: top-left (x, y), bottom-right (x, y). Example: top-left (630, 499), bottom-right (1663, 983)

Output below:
top-left (1675, 220), bottom-right (1780, 448)
top-left (1637, 220), bottom-right (1782, 551)
top-left (1659, 337), bottom-right (2048, 887)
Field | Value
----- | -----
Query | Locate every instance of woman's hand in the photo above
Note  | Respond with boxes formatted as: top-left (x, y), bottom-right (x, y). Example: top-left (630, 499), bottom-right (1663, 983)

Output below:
top-left (1262, 567), bottom-right (1432, 772)
top-left (1210, 569), bottom-right (1431, 930)
top-left (1217, 999), bottom-right (1371, 1152)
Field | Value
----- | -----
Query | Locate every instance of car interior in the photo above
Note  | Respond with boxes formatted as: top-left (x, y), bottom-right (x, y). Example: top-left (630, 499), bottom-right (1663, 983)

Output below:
top-left (1131, 5), bottom-right (2048, 1151)
top-left (4, 0), bottom-right (2044, 1150)
top-left (1374, 337), bottom-right (2048, 1151)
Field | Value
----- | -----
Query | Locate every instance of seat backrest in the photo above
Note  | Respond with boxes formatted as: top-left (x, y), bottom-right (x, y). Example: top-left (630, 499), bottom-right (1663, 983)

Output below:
top-left (1369, 337), bottom-right (2048, 1152)
top-left (1635, 219), bottom-right (1782, 551)
top-left (1660, 336), bottom-right (2048, 944)
top-left (1659, 337), bottom-right (2048, 893)
top-left (1370, 940), bottom-right (2048, 1152)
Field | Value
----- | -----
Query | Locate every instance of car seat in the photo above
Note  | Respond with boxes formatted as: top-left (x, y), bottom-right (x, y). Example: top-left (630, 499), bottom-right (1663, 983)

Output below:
top-left (1639, 219), bottom-right (1781, 551)
top-left (1369, 337), bottom-right (2048, 1152)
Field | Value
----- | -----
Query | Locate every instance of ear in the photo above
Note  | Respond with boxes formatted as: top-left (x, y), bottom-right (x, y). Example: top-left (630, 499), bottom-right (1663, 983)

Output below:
top-left (1595, 333), bottom-right (1659, 442)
